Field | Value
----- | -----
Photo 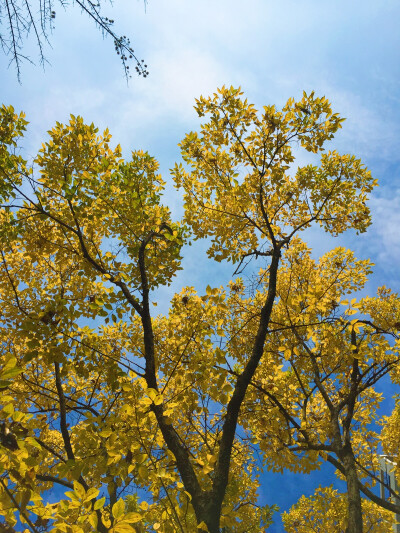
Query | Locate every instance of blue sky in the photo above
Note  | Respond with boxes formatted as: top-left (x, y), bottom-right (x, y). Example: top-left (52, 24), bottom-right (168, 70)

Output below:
top-left (2, 0), bottom-right (400, 530)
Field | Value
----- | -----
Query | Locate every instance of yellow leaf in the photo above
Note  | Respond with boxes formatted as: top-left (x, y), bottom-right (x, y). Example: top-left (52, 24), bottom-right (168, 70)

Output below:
top-left (124, 512), bottom-right (142, 523)
top-left (141, 397), bottom-right (153, 406)
top-left (153, 394), bottom-right (163, 406)
top-left (112, 525), bottom-right (136, 533)
top-left (147, 388), bottom-right (157, 401)
top-left (94, 496), bottom-right (106, 510)
top-left (87, 513), bottom-right (98, 529)
top-left (138, 465), bottom-right (148, 479)
top-left (73, 481), bottom-right (86, 500)
top-left (139, 501), bottom-right (149, 511)
top-left (84, 487), bottom-right (99, 502)
top-left (112, 498), bottom-right (125, 519)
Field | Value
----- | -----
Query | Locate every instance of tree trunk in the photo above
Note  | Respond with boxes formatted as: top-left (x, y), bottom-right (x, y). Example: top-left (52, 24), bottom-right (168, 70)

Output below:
top-left (196, 497), bottom-right (221, 533)
top-left (341, 448), bottom-right (363, 533)
top-left (203, 516), bottom-right (220, 533)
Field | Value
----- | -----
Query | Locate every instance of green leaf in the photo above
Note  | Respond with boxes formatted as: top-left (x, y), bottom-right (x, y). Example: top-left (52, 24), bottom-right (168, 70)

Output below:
top-left (20, 490), bottom-right (31, 511)
top-left (0, 380), bottom-right (10, 391)
top-left (23, 350), bottom-right (39, 363)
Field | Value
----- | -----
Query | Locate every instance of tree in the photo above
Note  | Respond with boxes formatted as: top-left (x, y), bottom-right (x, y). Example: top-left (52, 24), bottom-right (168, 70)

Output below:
top-left (282, 486), bottom-right (394, 533)
top-left (0, 0), bottom-right (148, 81)
top-left (0, 87), bottom-right (398, 532)
top-left (233, 248), bottom-right (400, 532)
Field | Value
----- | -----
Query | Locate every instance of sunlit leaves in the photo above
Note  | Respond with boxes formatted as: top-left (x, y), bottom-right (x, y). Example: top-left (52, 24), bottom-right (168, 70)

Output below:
top-left (0, 91), bottom-right (397, 532)
top-left (282, 486), bottom-right (393, 533)
top-left (0, 105), bottom-right (28, 200)
top-left (173, 86), bottom-right (375, 263)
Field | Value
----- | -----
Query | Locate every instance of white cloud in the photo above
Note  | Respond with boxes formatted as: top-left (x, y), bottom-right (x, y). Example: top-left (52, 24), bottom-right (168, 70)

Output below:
top-left (363, 190), bottom-right (400, 268)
